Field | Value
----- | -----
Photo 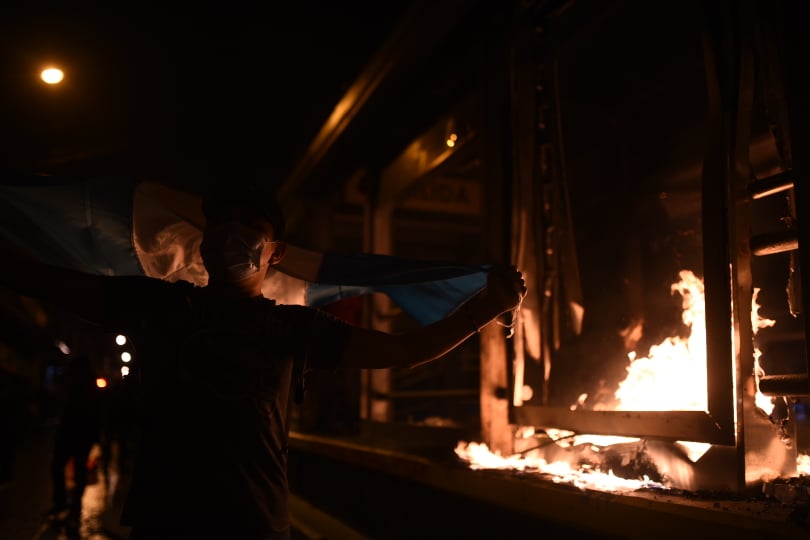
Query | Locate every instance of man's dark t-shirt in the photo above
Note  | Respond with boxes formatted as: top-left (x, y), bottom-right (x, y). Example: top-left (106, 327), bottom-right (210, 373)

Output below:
top-left (102, 277), bottom-right (351, 539)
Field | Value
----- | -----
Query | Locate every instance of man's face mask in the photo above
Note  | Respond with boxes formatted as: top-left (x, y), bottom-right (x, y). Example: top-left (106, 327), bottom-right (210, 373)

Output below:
top-left (200, 222), bottom-right (277, 282)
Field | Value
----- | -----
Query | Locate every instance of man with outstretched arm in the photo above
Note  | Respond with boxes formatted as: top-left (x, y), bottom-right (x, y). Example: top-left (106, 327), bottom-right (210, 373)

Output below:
top-left (0, 192), bottom-right (526, 540)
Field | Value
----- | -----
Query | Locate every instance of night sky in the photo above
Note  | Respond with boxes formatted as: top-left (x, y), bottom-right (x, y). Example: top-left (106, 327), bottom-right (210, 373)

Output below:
top-left (0, 3), bottom-right (409, 192)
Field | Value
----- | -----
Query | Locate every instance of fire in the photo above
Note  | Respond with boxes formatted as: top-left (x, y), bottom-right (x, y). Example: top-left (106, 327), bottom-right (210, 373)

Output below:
top-left (798, 453), bottom-right (810, 476)
top-left (609, 270), bottom-right (707, 412)
top-left (457, 271), bottom-right (805, 488)
top-left (456, 270), bottom-right (708, 491)
top-left (751, 288), bottom-right (776, 416)
top-left (458, 271), bottom-right (708, 487)
top-left (585, 271), bottom-right (709, 456)
top-left (454, 441), bottom-right (666, 493)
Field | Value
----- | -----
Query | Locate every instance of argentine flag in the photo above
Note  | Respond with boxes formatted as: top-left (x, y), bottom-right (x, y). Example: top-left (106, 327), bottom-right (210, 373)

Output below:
top-left (0, 174), bottom-right (490, 326)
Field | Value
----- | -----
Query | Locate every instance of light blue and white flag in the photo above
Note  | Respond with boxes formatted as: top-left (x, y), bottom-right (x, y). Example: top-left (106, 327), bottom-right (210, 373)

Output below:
top-left (0, 175), bottom-right (490, 325)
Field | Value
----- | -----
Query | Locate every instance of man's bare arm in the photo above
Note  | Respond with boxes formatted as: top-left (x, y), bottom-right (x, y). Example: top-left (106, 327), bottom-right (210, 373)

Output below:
top-left (340, 265), bottom-right (526, 370)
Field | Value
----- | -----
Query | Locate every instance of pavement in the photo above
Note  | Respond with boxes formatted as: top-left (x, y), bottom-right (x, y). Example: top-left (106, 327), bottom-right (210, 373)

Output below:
top-left (0, 422), bottom-right (132, 540)
top-left (0, 422), bottom-right (367, 540)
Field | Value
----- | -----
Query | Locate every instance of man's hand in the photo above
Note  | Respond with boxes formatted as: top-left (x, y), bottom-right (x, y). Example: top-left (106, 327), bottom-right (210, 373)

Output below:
top-left (461, 264), bottom-right (527, 335)
top-left (484, 264), bottom-right (527, 318)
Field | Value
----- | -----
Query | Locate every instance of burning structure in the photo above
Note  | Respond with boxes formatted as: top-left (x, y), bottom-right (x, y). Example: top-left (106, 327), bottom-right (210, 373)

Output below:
top-left (278, 0), bottom-right (810, 536)
top-left (453, 0), bottom-right (810, 497)
top-left (0, 0), bottom-right (808, 537)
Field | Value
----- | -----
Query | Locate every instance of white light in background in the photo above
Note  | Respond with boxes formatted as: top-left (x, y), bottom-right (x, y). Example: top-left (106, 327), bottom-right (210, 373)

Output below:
top-left (55, 340), bottom-right (71, 355)
top-left (121, 351), bottom-right (132, 363)
top-left (41, 67), bottom-right (64, 84)
top-left (115, 334), bottom-right (127, 346)
top-left (121, 366), bottom-right (130, 377)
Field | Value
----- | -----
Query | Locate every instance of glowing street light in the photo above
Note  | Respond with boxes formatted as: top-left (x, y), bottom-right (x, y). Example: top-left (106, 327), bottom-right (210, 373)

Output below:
top-left (115, 334), bottom-right (127, 346)
top-left (40, 67), bottom-right (64, 85)
top-left (121, 351), bottom-right (132, 363)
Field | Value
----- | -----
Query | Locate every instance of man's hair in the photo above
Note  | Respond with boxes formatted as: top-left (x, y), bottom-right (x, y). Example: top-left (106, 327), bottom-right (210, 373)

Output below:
top-left (201, 184), bottom-right (286, 240)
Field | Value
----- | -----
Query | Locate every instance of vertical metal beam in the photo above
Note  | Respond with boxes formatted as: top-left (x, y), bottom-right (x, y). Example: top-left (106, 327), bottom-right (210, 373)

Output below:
top-left (478, 22), bottom-right (513, 454)
top-left (361, 175), bottom-right (394, 423)
top-left (701, 0), bottom-right (756, 486)
top-left (507, 6), bottom-right (542, 410)
top-left (368, 200), bottom-right (393, 422)
top-left (480, 324), bottom-right (512, 454)
top-left (781, 1), bottom-right (810, 393)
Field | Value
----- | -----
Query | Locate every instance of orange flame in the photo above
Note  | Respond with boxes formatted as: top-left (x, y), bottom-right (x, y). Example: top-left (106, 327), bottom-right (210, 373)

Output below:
top-left (454, 441), bottom-right (666, 492)
top-left (458, 271), bottom-right (708, 487)
top-left (608, 270), bottom-right (707, 411)
top-left (457, 272), bottom-right (805, 487)
top-left (751, 288), bottom-right (776, 416)
top-left (798, 453), bottom-right (810, 476)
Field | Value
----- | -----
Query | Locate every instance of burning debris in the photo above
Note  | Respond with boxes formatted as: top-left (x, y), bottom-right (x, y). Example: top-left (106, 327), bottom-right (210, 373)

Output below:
top-left (456, 271), bottom-right (709, 491)
top-left (454, 439), bottom-right (669, 493)
top-left (457, 270), bottom-right (809, 497)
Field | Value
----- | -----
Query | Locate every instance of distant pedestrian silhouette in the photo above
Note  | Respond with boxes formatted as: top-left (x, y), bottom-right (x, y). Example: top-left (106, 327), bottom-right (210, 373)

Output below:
top-left (49, 354), bottom-right (102, 536)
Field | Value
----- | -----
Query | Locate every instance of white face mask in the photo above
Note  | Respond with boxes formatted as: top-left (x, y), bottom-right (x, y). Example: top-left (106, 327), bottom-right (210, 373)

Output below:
top-left (201, 222), bottom-right (274, 282)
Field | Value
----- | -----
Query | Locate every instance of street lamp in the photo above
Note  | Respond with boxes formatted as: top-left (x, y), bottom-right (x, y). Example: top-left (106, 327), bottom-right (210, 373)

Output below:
top-left (40, 67), bottom-right (64, 85)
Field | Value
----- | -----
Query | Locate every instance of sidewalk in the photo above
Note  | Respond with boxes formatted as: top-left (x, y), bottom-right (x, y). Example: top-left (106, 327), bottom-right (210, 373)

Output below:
top-left (0, 423), bottom-right (132, 540)
top-left (0, 423), bottom-right (365, 540)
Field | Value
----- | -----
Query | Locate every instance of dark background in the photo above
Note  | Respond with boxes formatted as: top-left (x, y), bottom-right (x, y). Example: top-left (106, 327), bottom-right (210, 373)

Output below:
top-left (0, 2), bottom-right (410, 193)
